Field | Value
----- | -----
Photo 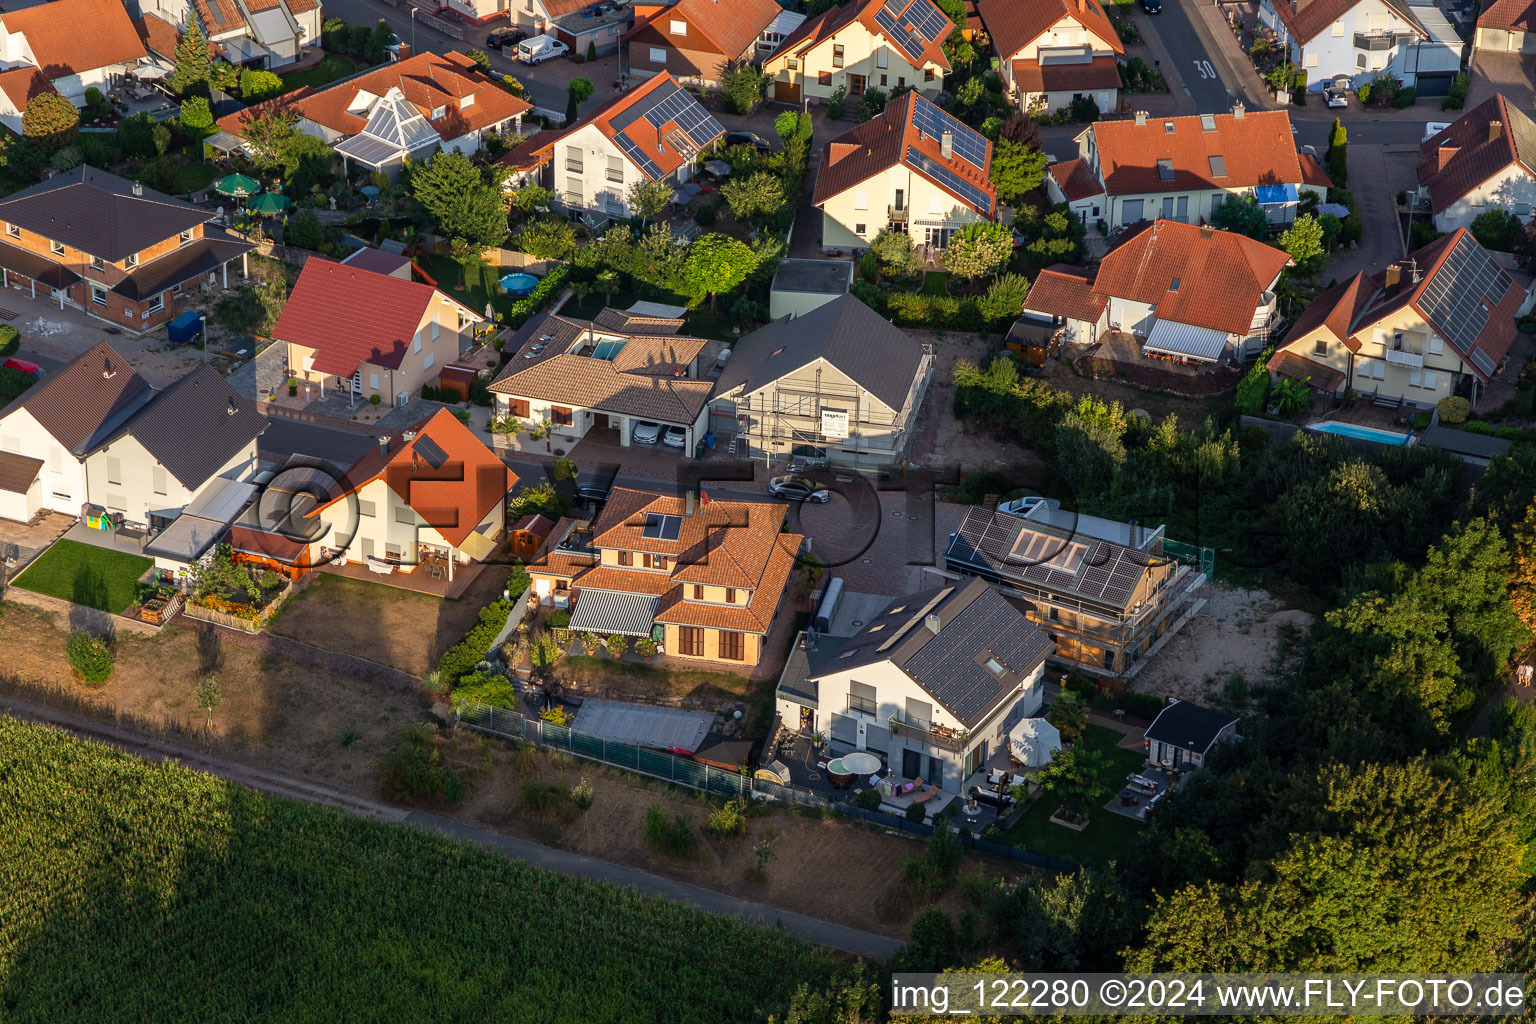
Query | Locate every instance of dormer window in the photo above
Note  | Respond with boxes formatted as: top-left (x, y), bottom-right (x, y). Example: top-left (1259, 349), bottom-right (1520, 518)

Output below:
top-left (124, 253), bottom-right (138, 269)
top-left (49, 239), bottom-right (63, 255)
top-left (4, 222), bottom-right (16, 239)
top-left (179, 228), bottom-right (193, 246)
top-left (431, 105), bottom-right (446, 119)
top-left (89, 256), bottom-right (105, 271)
top-left (461, 92), bottom-right (475, 109)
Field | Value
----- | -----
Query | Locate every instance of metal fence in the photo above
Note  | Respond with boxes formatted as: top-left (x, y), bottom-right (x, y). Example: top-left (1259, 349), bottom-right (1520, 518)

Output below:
top-left (1164, 538), bottom-right (1216, 576)
top-left (456, 703), bottom-right (752, 798)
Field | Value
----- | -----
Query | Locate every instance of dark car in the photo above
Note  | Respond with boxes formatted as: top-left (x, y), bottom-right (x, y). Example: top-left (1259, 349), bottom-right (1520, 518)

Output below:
top-left (486, 28), bottom-right (525, 48)
top-left (1140, 0), bottom-right (1162, 11)
top-left (576, 485), bottom-right (609, 507)
top-left (724, 130), bottom-right (771, 153)
top-left (769, 475), bottom-right (831, 503)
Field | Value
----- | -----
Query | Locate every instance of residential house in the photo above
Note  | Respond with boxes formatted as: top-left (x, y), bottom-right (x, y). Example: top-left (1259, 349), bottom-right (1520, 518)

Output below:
top-left (1416, 95), bottom-right (1536, 232)
top-left (1475, 0), bottom-right (1536, 54)
top-left (133, 0), bottom-right (322, 69)
top-left (215, 51), bottom-right (531, 177)
top-left (1046, 106), bottom-right (1329, 231)
top-left (769, 258), bottom-right (853, 320)
top-left (1035, 220), bottom-right (1292, 364)
top-left (339, 245), bottom-right (416, 280)
top-left (775, 577), bottom-right (1055, 794)
top-left (502, 0), bottom-right (632, 56)
top-left (509, 72), bottom-right (724, 224)
top-left (1257, 0), bottom-right (1460, 95)
top-left (274, 257), bottom-right (482, 407)
top-left (488, 308), bottom-right (713, 452)
top-left (0, 0), bottom-right (146, 110)
top-left (813, 90), bottom-right (997, 253)
top-left (1016, 264), bottom-right (1107, 345)
top-left (761, 0), bottom-right (952, 106)
top-left (941, 502), bottom-right (1207, 678)
top-left (709, 293), bottom-right (933, 468)
top-left (978, 0), bottom-right (1124, 117)
top-left (1267, 227), bottom-right (1525, 408)
top-left (0, 166), bottom-right (252, 334)
top-left (624, 0), bottom-right (785, 87)
top-left (132, 12), bottom-right (219, 69)
top-left (1143, 699), bottom-right (1240, 771)
top-left (529, 487), bottom-right (804, 669)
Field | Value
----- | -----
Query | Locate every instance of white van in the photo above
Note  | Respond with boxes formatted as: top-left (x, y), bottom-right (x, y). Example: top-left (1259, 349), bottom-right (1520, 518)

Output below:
top-left (515, 35), bottom-right (569, 65)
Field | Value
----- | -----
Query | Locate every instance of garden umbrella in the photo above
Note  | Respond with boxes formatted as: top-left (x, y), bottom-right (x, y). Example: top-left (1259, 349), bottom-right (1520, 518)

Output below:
top-left (248, 192), bottom-right (291, 216)
top-left (214, 173), bottom-right (261, 198)
top-left (360, 185), bottom-right (381, 199)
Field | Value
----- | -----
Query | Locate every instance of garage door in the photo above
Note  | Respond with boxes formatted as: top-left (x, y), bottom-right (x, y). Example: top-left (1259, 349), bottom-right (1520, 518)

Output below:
top-left (774, 79), bottom-right (802, 104)
top-left (1414, 71), bottom-right (1455, 97)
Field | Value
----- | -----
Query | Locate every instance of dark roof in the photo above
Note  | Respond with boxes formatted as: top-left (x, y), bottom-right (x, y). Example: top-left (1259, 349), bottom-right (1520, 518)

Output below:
top-left (1416, 95), bottom-right (1536, 213)
top-left (0, 237), bottom-right (81, 289)
top-left (0, 450), bottom-right (42, 494)
top-left (809, 578), bottom-right (1053, 727)
top-left (712, 294), bottom-right (926, 412)
top-left (771, 258), bottom-right (854, 295)
top-left (111, 228), bottom-right (253, 301)
top-left (1144, 699), bottom-right (1238, 755)
top-left (0, 165), bottom-right (209, 261)
top-left (341, 246), bottom-right (414, 276)
top-left (12, 341), bottom-right (153, 455)
top-left (1419, 424), bottom-right (1514, 460)
top-left (117, 364), bottom-right (266, 489)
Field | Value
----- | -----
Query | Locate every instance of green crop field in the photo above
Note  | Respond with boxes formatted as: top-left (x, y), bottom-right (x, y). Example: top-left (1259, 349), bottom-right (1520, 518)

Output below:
top-left (0, 718), bottom-right (834, 1023)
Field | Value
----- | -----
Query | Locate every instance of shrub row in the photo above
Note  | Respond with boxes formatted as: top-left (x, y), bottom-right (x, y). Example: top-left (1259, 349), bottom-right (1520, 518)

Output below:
top-left (853, 281), bottom-right (992, 332)
top-left (505, 265), bottom-right (569, 329)
top-left (0, 324), bottom-right (18, 358)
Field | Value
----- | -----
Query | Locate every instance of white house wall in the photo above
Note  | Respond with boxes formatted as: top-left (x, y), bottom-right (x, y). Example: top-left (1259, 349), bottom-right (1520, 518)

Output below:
top-left (1431, 163), bottom-right (1536, 231)
top-left (83, 433), bottom-right (257, 526)
top-left (0, 407), bottom-right (87, 515)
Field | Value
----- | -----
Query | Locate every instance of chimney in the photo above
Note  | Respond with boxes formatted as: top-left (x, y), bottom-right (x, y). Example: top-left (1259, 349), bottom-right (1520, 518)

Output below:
top-left (378, 435), bottom-right (391, 455)
top-left (1232, 100), bottom-right (1245, 118)
top-left (1077, 0), bottom-right (1086, 10)
top-left (1384, 263), bottom-right (1402, 294)
top-left (1200, 224), bottom-right (1215, 238)
top-left (924, 612), bottom-right (941, 635)
top-left (1134, 110), bottom-right (1147, 125)
top-left (685, 490), bottom-right (696, 516)
top-left (941, 129), bottom-right (953, 159)
top-left (1490, 120), bottom-right (1503, 143)
top-left (395, 42), bottom-right (412, 61)
top-left (402, 429), bottom-right (416, 442)
top-left (132, 182), bottom-right (142, 196)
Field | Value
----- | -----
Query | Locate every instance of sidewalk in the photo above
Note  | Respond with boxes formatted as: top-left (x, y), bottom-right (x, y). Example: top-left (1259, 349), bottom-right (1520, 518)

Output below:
top-left (1123, 6), bottom-right (1196, 116)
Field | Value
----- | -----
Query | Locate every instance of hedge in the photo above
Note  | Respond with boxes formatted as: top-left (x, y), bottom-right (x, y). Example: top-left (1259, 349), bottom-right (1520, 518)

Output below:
top-left (0, 324), bottom-right (18, 358)
top-left (436, 568), bottom-right (531, 686)
top-left (1234, 352), bottom-right (1272, 415)
top-left (505, 265), bottom-right (569, 329)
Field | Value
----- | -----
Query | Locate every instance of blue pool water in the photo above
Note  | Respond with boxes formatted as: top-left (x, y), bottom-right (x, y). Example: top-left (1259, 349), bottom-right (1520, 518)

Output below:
top-left (499, 272), bottom-right (539, 297)
top-left (1306, 421), bottom-right (1411, 446)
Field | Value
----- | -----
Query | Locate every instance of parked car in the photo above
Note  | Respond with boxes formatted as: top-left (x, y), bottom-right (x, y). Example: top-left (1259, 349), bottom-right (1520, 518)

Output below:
top-left (997, 495), bottom-right (1060, 516)
top-left (486, 27), bottom-right (525, 48)
top-left (632, 421), bottom-right (662, 444)
top-left (769, 475), bottom-right (831, 503)
top-left (576, 485), bottom-right (609, 507)
top-left (1140, 0), bottom-right (1162, 12)
top-left (1324, 88), bottom-right (1348, 109)
top-left (662, 425), bottom-right (687, 449)
top-left (724, 130), bottom-right (771, 153)
top-left (516, 34), bottom-right (569, 64)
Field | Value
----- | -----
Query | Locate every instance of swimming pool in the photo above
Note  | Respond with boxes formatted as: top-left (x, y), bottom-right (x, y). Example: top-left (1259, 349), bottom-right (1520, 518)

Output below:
top-left (1305, 421), bottom-right (1412, 446)
top-left (499, 272), bottom-right (539, 298)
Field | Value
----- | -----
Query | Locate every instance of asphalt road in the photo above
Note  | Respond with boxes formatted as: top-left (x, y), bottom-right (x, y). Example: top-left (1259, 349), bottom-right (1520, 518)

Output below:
top-left (1142, 1), bottom-right (1238, 113)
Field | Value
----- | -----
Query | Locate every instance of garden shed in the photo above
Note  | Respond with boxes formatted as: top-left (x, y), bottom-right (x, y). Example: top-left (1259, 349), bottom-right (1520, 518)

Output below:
top-left (769, 259), bottom-right (853, 320)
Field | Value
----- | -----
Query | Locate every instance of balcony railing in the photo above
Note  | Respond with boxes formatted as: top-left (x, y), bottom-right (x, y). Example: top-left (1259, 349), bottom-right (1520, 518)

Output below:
top-left (1385, 348), bottom-right (1424, 367)
top-left (888, 204), bottom-right (908, 222)
top-left (1354, 32), bottom-right (1394, 50)
top-left (887, 714), bottom-right (967, 752)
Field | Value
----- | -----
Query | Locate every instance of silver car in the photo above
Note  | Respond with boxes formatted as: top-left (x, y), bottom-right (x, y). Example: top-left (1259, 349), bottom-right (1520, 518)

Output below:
top-left (632, 421), bottom-right (661, 444)
top-left (769, 475), bottom-right (831, 503)
top-left (662, 425), bottom-right (687, 449)
top-left (997, 495), bottom-right (1060, 516)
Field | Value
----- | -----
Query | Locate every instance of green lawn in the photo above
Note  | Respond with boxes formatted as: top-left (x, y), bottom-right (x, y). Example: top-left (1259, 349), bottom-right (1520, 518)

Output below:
top-left (998, 724), bottom-right (1147, 866)
top-left (921, 271), bottom-right (949, 296)
top-left (419, 254), bottom-right (521, 320)
top-left (11, 539), bottom-right (152, 614)
top-left (279, 54), bottom-right (362, 94)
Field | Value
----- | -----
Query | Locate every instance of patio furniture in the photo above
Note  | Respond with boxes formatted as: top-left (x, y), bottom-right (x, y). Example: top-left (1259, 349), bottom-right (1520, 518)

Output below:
top-left (911, 784), bottom-right (940, 804)
top-left (895, 777), bottom-right (924, 796)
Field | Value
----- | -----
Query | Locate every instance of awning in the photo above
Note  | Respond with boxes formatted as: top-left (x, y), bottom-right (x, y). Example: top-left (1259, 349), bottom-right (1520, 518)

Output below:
top-left (1255, 183), bottom-right (1298, 206)
top-left (335, 133), bottom-right (411, 168)
top-left (457, 529), bottom-right (497, 561)
top-left (1007, 717), bottom-right (1062, 767)
top-left (144, 513), bottom-right (226, 563)
top-left (569, 589), bottom-right (660, 637)
top-left (570, 698), bottom-right (712, 752)
top-left (184, 476), bottom-right (258, 524)
top-left (133, 64), bottom-right (169, 80)
top-left (218, 34), bottom-right (269, 64)
top-left (204, 130), bottom-right (247, 154)
top-left (1143, 319), bottom-right (1230, 363)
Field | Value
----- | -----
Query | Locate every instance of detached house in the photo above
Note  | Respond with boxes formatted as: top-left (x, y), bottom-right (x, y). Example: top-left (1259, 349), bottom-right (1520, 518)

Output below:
top-left (813, 90), bottom-right (997, 254)
top-left (624, 0), bottom-right (785, 87)
top-left (1047, 107), bottom-right (1328, 231)
top-left (777, 578), bottom-right (1055, 794)
top-left (0, 166), bottom-right (252, 334)
top-left (709, 294), bottom-right (933, 468)
top-left (274, 258), bottom-right (482, 408)
top-left (0, 0), bottom-right (145, 113)
top-left (979, 0), bottom-right (1124, 117)
top-left (489, 308), bottom-right (713, 452)
top-left (136, 0), bottom-right (322, 69)
top-left (1416, 95), bottom-right (1536, 233)
top-left (532, 487), bottom-right (804, 669)
top-left (762, 0), bottom-right (953, 106)
top-left (1268, 227), bottom-right (1525, 408)
top-left (216, 51), bottom-right (531, 177)
top-left (1476, 0), bottom-right (1536, 54)
top-left (1257, 0), bottom-right (1459, 95)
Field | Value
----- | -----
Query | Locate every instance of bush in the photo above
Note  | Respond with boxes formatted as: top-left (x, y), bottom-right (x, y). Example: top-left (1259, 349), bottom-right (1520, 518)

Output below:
top-left (284, 209), bottom-right (324, 251)
top-left (1464, 420), bottom-right (1496, 435)
top-left (1443, 72), bottom-right (1468, 111)
top-left (1411, 411), bottom-right (1432, 429)
top-left (705, 798), bottom-right (748, 838)
top-left (692, 200), bottom-right (719, 226)
top-left (66, 630), bottom-right (114, 685)
top-left (853, 788), bottom-right (882, 810)
top-left (1234, 353), bottom-right (1273, 415)
top-left (905, 801), bottom-right (927, 823)
top-left (643, 804), bottom-right (697, 856)
top-left (1356, 83), bottom-right (1371, 105)
top-left (506, 265), bottom-right (569, 328)
top-left (0, 324), bottom-right (18, 358)
top-left (1496, 426), bottom-right (1526, 441)
top-left (1471, 207), bottom-right (1524, 252)
top-left (437, 597), bottom-right (518, 686)
top-left (379, 724), bottom-right (465, 805)
top-left (1437, 395), bottom-right (1470, 425)
top-left (520, 780), bottom-right (568, 815)
top-left (368, 393), bottom-right (381, 405)
top-left (1393, 87), bottom-right (1416, 108)
top-left (858, 251), bottom-right (879, 281)
top-left (1117, 690), bottom-right (1164, 720)
top-left (547, 608), bottom-right (571, 628)
top-left (449, 672), bottom-right (517, 711)
top-left (727, 294), bottom-right (765, 325)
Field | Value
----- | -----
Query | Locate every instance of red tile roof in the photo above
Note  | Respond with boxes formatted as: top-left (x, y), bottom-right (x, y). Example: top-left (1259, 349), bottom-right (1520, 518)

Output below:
top-left (1048, 157), bottom-right (1101, 201)
top-left (1298, 151), bottom-right (1332, 187)
top-left (772, 0), bottom-right (952, 71)
top-left (273, 259), bottom-right (476, 377)
top-left (1011, 55), bottom-right (1122, 93)
top-left (1093, 220), bottom-right (1292, 335)
top-left (813, 90), bottom-right (996, 216)
top-left (1283, 271), bottom-right (1373, 352)
top-left (1479, 0), bottom-right (1536, 31)
top-left (1265, 351), bottom-right (1345, 392)
top-left (1268, 0), bottom-right (1425, 42)
top-left (625, 0), bottom-right (783, 57)
top-left (311, 408), bottom-right (516, 549)
top-left (3, 0), bottom-right (147, 77)
top-left (1023, 264), bottom-right (1107, 322)
top-left (498, 128), bottom-right (560, 172)
top-left (194, 0), bottom-right (244, 34)
top-left (1417, 94), bottom-right (1536, 213)
top-left (981, 0), bottom-right (1123, 58)
top-left (0, 66), bottom-right (54, 111)
top-left (1088, 109), bottom-right (1306, 196)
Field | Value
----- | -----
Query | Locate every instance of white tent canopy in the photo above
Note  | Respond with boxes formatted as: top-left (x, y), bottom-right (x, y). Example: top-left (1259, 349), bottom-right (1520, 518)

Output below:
top-left (1008, 717), bottom-right (1062, 767)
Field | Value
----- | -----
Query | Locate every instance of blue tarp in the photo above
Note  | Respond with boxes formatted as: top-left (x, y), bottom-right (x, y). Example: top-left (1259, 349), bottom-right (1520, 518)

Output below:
top-left (1255, 183), bottom-right (1299, 206)
top-left (167, 311), bottom-right (203, 344)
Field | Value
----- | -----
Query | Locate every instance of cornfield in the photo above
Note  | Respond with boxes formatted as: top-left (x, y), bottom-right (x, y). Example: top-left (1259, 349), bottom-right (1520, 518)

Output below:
top-left (0, 718), bottom-right (835, 1023)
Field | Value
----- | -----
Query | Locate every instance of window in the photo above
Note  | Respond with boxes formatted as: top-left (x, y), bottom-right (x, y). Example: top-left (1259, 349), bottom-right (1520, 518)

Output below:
top-left (787, 58), bottom-right (798, 70)
top-left (431, 105), bottom-right (446, 119)
top-left (49, 239), bottom-right (63, 255)
top-left (832, 44), bottom-right (844, 67)
top-left (643, 553), bottom-right (665, 569)
top-left (430, 321), bottom-right (440, 341)
top-left (669, 18), bottom-right (685, 34)
top-left (724, 587), bottom-right (736, 603)
top-left (423, 351), bottom-right (435, 370)
top-left (818, 70), bottom-right (832, 86)
top-left (1425, 370), bottom-right (1438, 389)
top-left (985, 657), bottom-right (1005, 676)
top-left (618, 550), bottom-right (634, 566)
top-left (854, 223), bottom-right (866, 235)
top-left (880, 73), bottom-right (887, 86)
top-left (412, 331), bottom-right (421, 354)
top-left (649, 46), bottom-right (665, 64)
top-left (691, 584), bottom-right (704, 600)
top-left (4, 222), bottom-right (15, 238)
top-left (925, 68), bottom-right (935, 82)
top-left (678, 626), bottom-right (705, 657)
top-left (897, 76), bottom-right (905, 86)
top-left (854, 188), bottom-right (868, 210)
top-left (370, 372), bottom-right (380, 390)
top-left (565, 146), bottom-right (584, 173)
top-left (1314, 338), bottom-right (1328, 356)
top-left (106, 457), bottom-right (121, 485)
top-left (1332, 19), bottom-right (1344, 35)
top-left (179, 229), bottom-right (193, 246)
top-left (90, 284), bottom-right (107, 307)
top-left (396, 506), bottom-right (415, 524)
top-left (1306, 52), bottom-right (1318, 67)
top-left (124, 253), bottom-right (138, 269)
top-left (1356, 53), bottom-right (1367, 68)
top-left (385, 543), bottom-right (402, 559)
top-left (508, 398), bottom-right (530, 418)
top-left (90, 256), bottom-right (105, 271)
top-left (876, 47), bottom-right (888, 69)
top-left (1161, 196), bottom-right (1174, 219)
top-left (607, 155), bottom-right (624, 183)
top-left (152, 466), bottom-right (167, 496)
top-left (551, 406), bottom-right (572, 426)
top-left (1121, 198), bottom-right (1143, 222)
top-left (358, 499), bottom-right (376, 517)
top-left (1429, 337), bottom-right (1443, 355)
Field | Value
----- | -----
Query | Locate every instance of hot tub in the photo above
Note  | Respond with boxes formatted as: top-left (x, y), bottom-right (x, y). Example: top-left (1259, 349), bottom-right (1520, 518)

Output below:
top-left (499, 272), bottom-right (540, 298)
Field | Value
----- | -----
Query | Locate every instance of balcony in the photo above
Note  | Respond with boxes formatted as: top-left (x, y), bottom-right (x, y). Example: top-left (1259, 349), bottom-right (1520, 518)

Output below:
top-left (888, 204), bottom-right (908, 223)
top-left (1385, 348), bottom-right (1424, 367)
top-left (887, 713), bottom-right (967, 752)
top-left (1354, 32), bottom-right (1395, 50)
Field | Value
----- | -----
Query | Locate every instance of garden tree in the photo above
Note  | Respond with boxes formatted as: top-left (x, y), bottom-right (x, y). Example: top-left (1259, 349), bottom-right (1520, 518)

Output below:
top-left (565, 76), bottom-right (594, 125)
top-left (365, 19), bottom-right (394, 64)
top-left (976, 870), bottom-right (1135, 972)
top-left (505, 182), bottom-right (552, 214)
top-left (989, 137), bottom-right (1048, 206)
top-left (940, 221), bottom-right (1012, 280)
top-left (1054, 394), bottom-right (1127, 497)
top-left (49, 146), bottom-right (82, 173)
top-left (595, 269), bottom-right (619, 304)
top-left (1032, 747), bottom-right (1113, 819)
top-left (625, 178), bottom-right (673, 227)
top-left (999, 110), bottom-right (1042, 149)
top-left (1325, 116), bottom-right (1348, 186)
top-left (774, 109), bottom-right (803, 148)
top-left (526, 419), bottom-right (556, 451)
top-left (1210, 193), bottom-right (1268, 239)
top-left (870, 227), bottom-right (921, 275)
top-left (1413, 516), bottom-right (1528, 682)
top-left (171, 17), bottom-right (212, 95)
top-left (194, 677), bottom-right (223, 730)
top-left (574, 224), bottom-right (635, 273)
top-left (239, 68), bottom-right (283, 103)
top-left (1318, 211), bottom-right (1343, 252)
top-left (209, 59), bottom-right (240, 93)
top-left (1017, 203), bottom-right (1085, 271)
top-left (22, 92), bottom-right (78, 152)
top-left (277, 132), bottom-right (334, 195)
top-left (1471, 207), bottom-right (1524, 252)
top-left (1277, 213), bottom-right (1327, 277)
top-left (552, 457), bottom-right (578, 481)
top-left (179, 96), bottom-right (215, 133)
top-left (770, 963), bottom-right (883, 1024)
top-left (410, 152), bottom-right (508, 269)
top-left (284, 209), bottom-right (323, 250)
top-left (1130, 760), bottom-right (1524, 972)
top-left (1269, 374), bottom-right (1310, 415)
top-left (241, 105), bottom-right (299, 168)
top-left (1457, 701), bottom-right (1536, 875)
top-left (514, 218), bottom-right (577, 260)
top-left (630, 222), bottom-right (691, 294)
top-left (682, 233), bottom-right (758, 309)
top-left (720, 171), bottom-right (787, 225)
top-left (978, 272), bottom-right (1029, 324)
top-left (720, 63), bottom-right (767, 115)
top-left (1046, 689), bottom-right (1089, 743)
top-left (1509, 504), bottom-right (1536, 634)
top-left (465, 48), bottom-right (492, 72)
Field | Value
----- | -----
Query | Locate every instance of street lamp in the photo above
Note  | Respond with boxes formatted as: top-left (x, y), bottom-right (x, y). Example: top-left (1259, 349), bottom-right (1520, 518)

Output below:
top-left (410, 7), bottom-right (417, 54)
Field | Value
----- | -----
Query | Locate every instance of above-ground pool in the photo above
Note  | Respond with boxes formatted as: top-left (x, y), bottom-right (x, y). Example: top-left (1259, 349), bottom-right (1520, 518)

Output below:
top-left (1306, 420), bottom-right (1412, 446)
top-left (499, 272), bottom-right (539, 297)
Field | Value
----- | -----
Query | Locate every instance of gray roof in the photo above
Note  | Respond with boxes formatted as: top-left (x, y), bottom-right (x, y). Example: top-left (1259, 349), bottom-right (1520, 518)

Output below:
top-left (341, 247), bottom-right (413, 276)
top-left (117, 364), bottom-right (266, 489)
top-left (809, 577), bottom-right (1054, 728)
top-left (111, 227), bottom-right (253, 301)
top-left (0, 166), bottom-right (209, 262)
top-left (9, 341), bottom-right (154, 456)
top-left (1419, 424), bottom-right (1513, 460)
top-left (771, 258), bottom-right (854, 296)
top-left (712, 293), bottom-right (925, 412)
top-left (1145, 699), bottom-right (1238, 755)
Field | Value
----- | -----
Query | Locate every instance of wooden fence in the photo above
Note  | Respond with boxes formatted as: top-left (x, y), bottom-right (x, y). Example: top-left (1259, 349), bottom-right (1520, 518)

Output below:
top-left (181, 581), bottom-right (294, 634)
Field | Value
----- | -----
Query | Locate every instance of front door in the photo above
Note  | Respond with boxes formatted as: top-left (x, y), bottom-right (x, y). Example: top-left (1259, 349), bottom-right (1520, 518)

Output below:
top-left (593, 413), bottom-right (609, 430)
top-left (848, 73), bottom-right (866, 95)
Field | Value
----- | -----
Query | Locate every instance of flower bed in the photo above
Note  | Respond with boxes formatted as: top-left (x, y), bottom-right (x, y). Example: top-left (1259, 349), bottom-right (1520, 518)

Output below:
top-left (1073, 355), bottom-right (1244, 397)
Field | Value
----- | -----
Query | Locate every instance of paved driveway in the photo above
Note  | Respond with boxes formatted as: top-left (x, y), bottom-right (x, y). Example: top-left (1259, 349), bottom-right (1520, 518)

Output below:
top-left (1324, 144), bottom-right (1415, 281)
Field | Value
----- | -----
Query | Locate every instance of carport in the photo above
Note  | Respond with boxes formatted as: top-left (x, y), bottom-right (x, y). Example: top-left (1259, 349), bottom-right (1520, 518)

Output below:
top-left (1142, 320), bottom-right (1231, 364)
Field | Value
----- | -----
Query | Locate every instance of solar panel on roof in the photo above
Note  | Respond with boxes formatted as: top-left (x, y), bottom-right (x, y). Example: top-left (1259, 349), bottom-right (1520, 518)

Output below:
top-left (907, 0), bottom-right (950, 42)
top-left (615, 133), bottom-right (662, 180)
top-left (910, 98), bottom-right (988, 169)
top-left (1417, 235), bottom-right (1511, 357)
top-left (907, 147), bottom-right (992, 213)
top-left (642, 512), bottom-right (682, 541)
top-left (874, 3), bottom-right (927, 62)
top-left (413, 436), bottom-right (449, 470)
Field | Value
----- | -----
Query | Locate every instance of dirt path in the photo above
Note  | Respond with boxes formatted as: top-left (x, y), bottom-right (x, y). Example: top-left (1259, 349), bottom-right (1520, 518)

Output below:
top-left (1131, 584), bottom-right (1313, 702)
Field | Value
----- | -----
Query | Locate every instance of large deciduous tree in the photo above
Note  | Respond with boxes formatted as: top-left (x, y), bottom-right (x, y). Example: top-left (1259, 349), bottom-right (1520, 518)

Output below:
top-left (1211, 193), bottom-right (1269, 239)
top-left (720, 171), bottom-right (786, 225)
top-left (22, 92), bottom-right (78, 152)
top-left (410, 151), bottom-right (509, 256)
top-left (989, 137), bottom-right (1048, 206)
top-left (682, 233), bottom-right (757, 309)
top-left (939, 221), bottom-right (1012, 280)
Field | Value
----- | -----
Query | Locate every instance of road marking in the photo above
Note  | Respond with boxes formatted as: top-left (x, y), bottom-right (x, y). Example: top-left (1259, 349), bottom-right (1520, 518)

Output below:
top-left (1192, 59), bottom-right (1216, 79)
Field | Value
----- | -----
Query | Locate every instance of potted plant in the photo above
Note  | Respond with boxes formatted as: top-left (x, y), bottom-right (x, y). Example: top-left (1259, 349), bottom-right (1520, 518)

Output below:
top-left (288, 377), bottom-right (298, 397)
